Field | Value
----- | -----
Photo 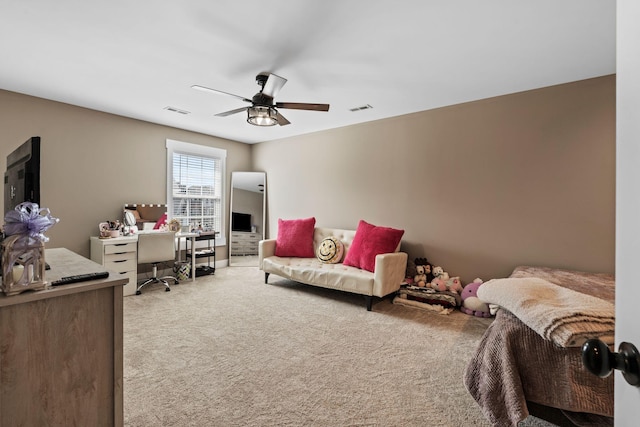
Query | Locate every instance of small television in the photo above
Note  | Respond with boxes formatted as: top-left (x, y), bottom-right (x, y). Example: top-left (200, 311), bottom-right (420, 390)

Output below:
top-left (231, 212), bottom-right (252, 232)
top-left (4, 136), bottom-right (41, 215)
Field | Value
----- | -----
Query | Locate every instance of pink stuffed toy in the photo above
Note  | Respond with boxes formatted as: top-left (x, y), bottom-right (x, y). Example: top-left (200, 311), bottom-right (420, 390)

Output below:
top-left (429, 266), bottom-right (448, 291)
top-left (445, 277), bottom-right (463, 294)
top-left (430, 277), bottom-right (447, 292)
top-left (460, 278), bottom-right (492, 317)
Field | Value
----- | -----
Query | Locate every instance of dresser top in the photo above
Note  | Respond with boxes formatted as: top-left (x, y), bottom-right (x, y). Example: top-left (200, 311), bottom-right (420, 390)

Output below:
top-left (0, 248), bottom-right (127, 307)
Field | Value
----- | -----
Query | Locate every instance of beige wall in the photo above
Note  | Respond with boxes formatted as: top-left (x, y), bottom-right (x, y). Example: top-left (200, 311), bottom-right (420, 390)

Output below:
top-left (0, 89), bottom-right (251, 260)
top-left (1, 75), bottom-right (615, 282)
top-left (253, 75), bottom-right (616, 283)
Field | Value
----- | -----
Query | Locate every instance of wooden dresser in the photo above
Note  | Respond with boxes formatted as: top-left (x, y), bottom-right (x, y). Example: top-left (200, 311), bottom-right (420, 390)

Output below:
top-left (230, 231), bottom-right (261, 256)
top-left (0, 248), bottom-right (125, 426)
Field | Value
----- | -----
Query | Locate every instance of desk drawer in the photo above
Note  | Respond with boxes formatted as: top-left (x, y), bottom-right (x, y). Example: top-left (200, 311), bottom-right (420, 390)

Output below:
top-left (115, 270), bottom-right (138, 296)
top-left (104, 242), bottom-right (137, 255)
top-left (104, 257), bottom-right (136, 273)
top-left (231, 233), bottom-right (260, 241)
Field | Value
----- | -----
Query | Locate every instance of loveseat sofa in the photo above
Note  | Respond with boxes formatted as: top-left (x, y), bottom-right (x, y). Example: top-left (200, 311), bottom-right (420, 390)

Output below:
top-left (259, 223), bottom-right (408, 311)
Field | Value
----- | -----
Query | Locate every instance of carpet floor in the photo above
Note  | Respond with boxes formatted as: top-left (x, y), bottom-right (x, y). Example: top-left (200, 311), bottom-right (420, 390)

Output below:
top-left (123, 266), bottom-right (553, 426)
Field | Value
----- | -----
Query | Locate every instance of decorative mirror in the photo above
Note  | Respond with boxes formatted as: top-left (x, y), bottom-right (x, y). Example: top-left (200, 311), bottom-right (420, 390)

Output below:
top-left (123, 204), bottom-right (167, 231)
top-left (229, 172), bottom-right (266, 267)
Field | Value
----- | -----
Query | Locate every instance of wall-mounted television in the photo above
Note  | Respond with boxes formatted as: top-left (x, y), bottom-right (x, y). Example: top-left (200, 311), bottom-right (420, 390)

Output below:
top-left (231, 212), bottom-right (252, 232)
top-left (4, 136), bottom-right (41, 215)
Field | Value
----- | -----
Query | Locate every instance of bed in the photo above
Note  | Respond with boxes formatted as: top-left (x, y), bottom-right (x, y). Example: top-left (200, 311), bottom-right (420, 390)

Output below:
top-left (463, 266), bottom-right (615, 427)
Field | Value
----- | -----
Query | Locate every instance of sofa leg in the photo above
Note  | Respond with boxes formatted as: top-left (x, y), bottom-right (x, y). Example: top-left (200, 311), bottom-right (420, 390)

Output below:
top-left (265, 272), bottom-right (270, 284)
top-left (365, 296), bottom-right (373, 311)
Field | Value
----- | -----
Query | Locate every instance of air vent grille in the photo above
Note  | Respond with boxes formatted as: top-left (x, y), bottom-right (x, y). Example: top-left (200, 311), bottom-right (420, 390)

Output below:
top-left (164, 106), bottom-right (190, 115)
top-left (349, 104), bottom-right (373, 112)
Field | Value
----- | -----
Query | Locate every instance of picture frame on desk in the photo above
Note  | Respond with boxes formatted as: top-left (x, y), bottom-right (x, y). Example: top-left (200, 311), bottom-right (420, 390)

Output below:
top-left (168, 219), bottom-right (181, 232)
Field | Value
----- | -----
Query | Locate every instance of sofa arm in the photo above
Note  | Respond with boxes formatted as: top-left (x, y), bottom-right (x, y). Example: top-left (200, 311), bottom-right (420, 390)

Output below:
top-left (372, 252), bottom-right (408, 297)
top-left (258, 239), bottom-right (277, 269)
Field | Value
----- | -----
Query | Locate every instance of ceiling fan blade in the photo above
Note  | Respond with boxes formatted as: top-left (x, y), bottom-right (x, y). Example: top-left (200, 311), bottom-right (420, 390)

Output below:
top-left (215, 106), bottom-right (247, 117)
top-left (275, 102), bottom-right (330, 112)
top-left (275, 111), bottom-right (291, 126)
top-left (262, 73), bottom-right (287, 98)
top-left (192, 85), bottom-right (252, 103)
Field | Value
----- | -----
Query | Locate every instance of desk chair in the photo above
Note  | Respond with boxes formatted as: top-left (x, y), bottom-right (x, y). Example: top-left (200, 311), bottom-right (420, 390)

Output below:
top-left (136, 231), bottom-right (179, 294)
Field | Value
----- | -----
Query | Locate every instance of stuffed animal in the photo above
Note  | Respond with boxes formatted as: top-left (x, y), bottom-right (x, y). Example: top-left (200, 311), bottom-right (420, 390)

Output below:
top-left (429, 266), bottom-right (450, 291)
top-left (431, 266), bottom-right (449, 281)
top-left (460, 278), bottom-right (492, 317)
top-left (414, 258), bottom-right (433, 282)
top-left (445, 276), bottom-right (463, 294)
top-left (414, 265), bottom-right (428, 287)
top-left (411, 258), bottom-right (432, 287)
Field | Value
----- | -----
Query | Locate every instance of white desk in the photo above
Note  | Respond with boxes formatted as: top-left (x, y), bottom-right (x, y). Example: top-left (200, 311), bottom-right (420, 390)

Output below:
top-left (90, 232), bottom-right (199, 296)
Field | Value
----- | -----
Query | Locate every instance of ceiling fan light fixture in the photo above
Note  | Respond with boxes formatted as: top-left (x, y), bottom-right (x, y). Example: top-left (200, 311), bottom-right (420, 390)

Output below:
top-left (247, 106), bottom-right (278, 126)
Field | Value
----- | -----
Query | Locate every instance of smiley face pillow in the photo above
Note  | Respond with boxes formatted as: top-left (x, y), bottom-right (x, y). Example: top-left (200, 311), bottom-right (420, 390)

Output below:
top-left (316, 236), bottom-right (345, 264)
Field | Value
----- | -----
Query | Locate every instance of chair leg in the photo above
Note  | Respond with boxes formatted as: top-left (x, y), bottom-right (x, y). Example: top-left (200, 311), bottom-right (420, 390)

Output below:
top-left (265, 272), bottom-right (270, 284)
top-left (136, 263), bottom-right (173, 294)
top-left (159, 274), bottom-right (179, 285)
top-left (135, 278), bottom-right (155, 295)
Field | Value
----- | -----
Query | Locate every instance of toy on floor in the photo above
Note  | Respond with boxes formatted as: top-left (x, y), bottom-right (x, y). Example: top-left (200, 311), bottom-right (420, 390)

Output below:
top-left (429, 266), bottom-right (449, 291)
top-left (414, 258), bottom-right (433, 282)
top-left (460, 278), bottom-right (492, 317)
top-left (413, 258), bottom-right (432, 287)
top-left (445, 276), bottom-right (463, 294)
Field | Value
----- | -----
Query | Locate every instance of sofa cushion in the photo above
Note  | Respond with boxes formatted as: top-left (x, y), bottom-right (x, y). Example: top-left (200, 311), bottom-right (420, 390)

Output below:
top-left (153, 212), bottom-right (168, 230)
top-left (275, 217), bottom-right (316, 257)
top-left (262, 256), bottom-right (375, 296)
top-left (314, 228), bottom-right (357, 256)
top-left (343, 220), bottom-right (404, 272)
top-left (316, 236), bottom-right (344, 264)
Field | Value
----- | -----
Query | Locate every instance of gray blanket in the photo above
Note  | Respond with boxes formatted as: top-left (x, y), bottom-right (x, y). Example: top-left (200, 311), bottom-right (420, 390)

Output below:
top-left (463, 266), bottom-right (614, 427)
top-left (477, 277), bottom-right (614, 347)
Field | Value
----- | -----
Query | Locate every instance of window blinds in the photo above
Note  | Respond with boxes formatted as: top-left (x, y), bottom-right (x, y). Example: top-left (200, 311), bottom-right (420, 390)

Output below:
top-left (171, 152), bottom-right (222, 232)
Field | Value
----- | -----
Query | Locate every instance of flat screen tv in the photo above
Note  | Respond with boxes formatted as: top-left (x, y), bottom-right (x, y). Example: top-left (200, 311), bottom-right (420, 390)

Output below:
top-left (232, 212), bottom-right (252, 232)
top-left (4, 136), bottom-right (41, 215)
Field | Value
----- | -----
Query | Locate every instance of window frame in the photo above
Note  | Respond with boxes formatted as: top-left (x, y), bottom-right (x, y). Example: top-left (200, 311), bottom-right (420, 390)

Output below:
top-left (166, 139), bottom-right (227, 246)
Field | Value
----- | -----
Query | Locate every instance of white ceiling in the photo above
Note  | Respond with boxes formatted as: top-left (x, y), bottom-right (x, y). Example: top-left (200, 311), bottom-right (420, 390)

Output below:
top-left (1, 1), bottom-right (615, 145)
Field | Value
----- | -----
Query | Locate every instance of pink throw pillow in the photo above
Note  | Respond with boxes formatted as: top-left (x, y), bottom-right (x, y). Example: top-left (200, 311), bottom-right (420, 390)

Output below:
top-left (275, 217), bottom-right (316, 257)
top-left (153, 213), bottom-right (168, 229)
top-left (343, 220), bottom-right (404, 272)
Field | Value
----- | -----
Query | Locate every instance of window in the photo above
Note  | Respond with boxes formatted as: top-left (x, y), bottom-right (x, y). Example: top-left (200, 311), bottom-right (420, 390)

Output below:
top-left (166, 139), bottom-right (226, 245)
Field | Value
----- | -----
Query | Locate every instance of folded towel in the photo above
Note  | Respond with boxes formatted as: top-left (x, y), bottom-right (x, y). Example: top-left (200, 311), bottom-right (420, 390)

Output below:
top-left (477, 277), bottom-right (614, 347)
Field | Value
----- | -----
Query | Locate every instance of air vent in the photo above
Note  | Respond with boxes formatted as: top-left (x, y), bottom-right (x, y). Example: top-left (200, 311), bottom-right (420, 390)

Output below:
top-left (349, 104), bottom-right (373, 112)
top-left (164, 106), bottom-right (190, 115)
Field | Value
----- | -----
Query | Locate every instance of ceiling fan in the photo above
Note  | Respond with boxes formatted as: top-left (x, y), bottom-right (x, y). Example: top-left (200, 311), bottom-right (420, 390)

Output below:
top-left (192, 72), bottom-right (330, 127)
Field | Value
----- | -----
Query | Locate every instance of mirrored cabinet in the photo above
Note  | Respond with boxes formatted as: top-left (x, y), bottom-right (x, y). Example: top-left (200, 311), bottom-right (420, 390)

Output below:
top-left (229, 172), bottom-right (266, 266)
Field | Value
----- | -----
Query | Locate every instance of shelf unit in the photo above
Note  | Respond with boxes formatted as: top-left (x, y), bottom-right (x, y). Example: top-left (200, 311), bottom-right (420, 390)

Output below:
top-left (186, 232), bottom-right (216, 277)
